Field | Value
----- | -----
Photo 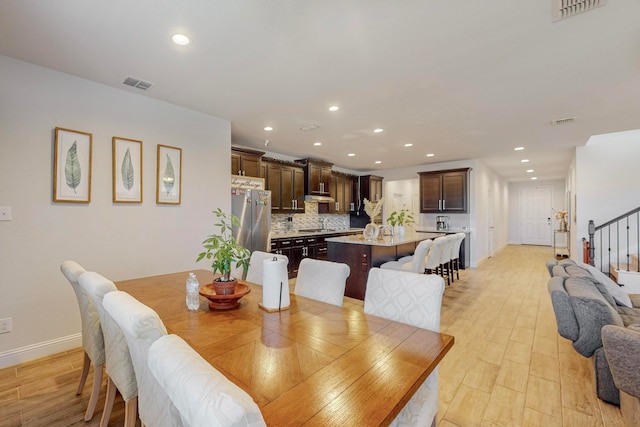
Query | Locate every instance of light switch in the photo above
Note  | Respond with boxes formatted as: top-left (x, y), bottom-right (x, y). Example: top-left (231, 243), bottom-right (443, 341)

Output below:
top-left (0, 207), bottom-right (12, 221)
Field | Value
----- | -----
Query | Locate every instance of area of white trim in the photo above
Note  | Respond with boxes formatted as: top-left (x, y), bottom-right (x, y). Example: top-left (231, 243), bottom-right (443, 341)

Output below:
top-left (0, 333), bottom-right (81, 368)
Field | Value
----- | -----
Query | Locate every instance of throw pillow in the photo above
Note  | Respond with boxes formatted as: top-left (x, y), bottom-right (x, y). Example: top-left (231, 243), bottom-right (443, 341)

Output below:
top-left (582, 263), bottom-right (633, 308)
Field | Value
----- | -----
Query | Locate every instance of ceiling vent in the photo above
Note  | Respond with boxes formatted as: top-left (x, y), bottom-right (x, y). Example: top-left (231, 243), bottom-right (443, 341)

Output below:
top-left (123, 77), bottom-right (154, 91)
top-left (552, 0), bottom-right (607, 22)
top-left (300, 124), bottom-right (319, 132)
top-left (550, 117), bottom-right (577, 126)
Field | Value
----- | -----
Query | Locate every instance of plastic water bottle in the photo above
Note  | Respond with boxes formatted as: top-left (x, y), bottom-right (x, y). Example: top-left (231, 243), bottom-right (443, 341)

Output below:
top-left (186, 272), bottom-right (200, 310)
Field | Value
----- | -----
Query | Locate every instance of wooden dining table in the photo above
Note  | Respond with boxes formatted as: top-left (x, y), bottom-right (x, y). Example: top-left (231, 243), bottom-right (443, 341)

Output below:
top-left (116, 269), bottom-right (454, 426)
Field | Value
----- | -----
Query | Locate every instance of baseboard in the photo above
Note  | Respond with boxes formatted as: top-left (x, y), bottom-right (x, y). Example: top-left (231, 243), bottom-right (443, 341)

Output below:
top-left (0, 333), bottom-right (82, 368)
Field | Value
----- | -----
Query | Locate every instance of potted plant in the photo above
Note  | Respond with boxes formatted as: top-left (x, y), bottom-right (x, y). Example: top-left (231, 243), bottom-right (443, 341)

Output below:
top-left (196, 208), bottom-right (251, 295)
top-left (386, 206), bottom-right (415, 235)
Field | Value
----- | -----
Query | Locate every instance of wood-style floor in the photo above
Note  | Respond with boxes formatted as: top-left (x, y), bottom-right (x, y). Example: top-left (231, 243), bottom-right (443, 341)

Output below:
top-left (0, 245), bottom-right (624, 426)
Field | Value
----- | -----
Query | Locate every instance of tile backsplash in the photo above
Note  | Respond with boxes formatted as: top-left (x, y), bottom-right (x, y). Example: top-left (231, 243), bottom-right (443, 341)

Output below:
top-left (272, 202), bottom-right (349, 233)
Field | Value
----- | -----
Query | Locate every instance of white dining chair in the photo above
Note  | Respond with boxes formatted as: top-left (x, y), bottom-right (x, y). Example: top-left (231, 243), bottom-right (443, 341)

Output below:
top-left (79, 272), bottom-right (138, 427)
top-left (148, 334), bottom-right (267, 427)
top-left (381, 239), bottom-right (433, 274)
top-left (424, 236), bottom-right (446, 277)
top-left (245, 251), bottom-right (289, 285)
top-left (450, 233), bottom-right (466, 281)
top-left (103, 291), bottom-right (183, 427)
top-left (364, 267), bottom-right (445, 427)
top-left (439, 234), bottom-right (457, 285)
top-left (294, 258), bottom-right (350, 306)
top-left (60, 261), bottom-right (104, 421)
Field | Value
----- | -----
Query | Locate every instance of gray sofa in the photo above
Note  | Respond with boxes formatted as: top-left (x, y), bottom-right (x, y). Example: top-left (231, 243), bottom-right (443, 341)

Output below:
top-left (546, 258), bottom-right (640, 405)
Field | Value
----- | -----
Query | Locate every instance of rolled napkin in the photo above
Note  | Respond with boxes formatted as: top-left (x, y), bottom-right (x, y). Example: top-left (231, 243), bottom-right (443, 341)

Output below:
top-left (262, 258), bottom-right (290, 311)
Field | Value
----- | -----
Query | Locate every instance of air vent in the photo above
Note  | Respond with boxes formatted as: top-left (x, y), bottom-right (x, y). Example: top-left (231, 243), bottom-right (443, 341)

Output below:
top-left (300, 124), bottom-right (319, 132)
top-left (552, 0), bottom-right (607, 22)
top-left (123, 77), bottom-right (154, 91)
top-left (550, 117), bottom-right (577, 126)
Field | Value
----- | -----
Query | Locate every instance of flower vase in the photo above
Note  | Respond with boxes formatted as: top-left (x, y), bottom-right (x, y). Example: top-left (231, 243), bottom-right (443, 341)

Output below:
top-left (560, 218), bottom-right (568, 232)
top-left (395, 225), bottom-right (406, 235)
top-left (363, 223), bottom-right (380, 241)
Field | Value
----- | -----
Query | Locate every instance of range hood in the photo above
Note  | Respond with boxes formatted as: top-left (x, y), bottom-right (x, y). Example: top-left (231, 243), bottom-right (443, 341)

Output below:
top-left (304, 195), bottom-right (335, 203)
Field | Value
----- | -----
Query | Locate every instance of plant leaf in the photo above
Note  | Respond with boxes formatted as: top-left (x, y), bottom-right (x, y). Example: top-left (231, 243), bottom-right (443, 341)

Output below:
top-left (65, 141), bottom-right (81, 193)
top-left (121, 148), bottom-right (134, 191)
top-left (162, 154), bottom-right (175, 195)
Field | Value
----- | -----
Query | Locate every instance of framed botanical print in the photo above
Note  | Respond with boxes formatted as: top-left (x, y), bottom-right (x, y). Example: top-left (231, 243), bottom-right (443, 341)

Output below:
top-left (156, 144), bottom-right (182, 204)
top-left (112, 137), bottom-right (143, 203)
top-left (53, 127), bottom-right (92, 203)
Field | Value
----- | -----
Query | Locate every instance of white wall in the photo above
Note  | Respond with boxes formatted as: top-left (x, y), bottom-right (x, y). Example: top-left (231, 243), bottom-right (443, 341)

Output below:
top-left (0, 55), bottom-right (231, 362)
top-left (508, 179), bottom-right (567, 244)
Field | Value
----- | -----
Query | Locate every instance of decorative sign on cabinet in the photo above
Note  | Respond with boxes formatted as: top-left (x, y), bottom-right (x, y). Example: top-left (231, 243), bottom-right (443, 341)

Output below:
top-left (418, 168), bottom-right (471, 213)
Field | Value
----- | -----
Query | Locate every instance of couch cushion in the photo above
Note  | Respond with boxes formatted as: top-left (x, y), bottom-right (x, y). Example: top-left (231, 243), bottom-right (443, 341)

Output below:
top-left (615, 306), bottom-right (640, 326)
top-left (546, 258), bottom-right (558, 276)
top-left (629, 294), bottom-right (640, 308)
top-left (548, 276), bottom-right (579, 341)
top-left (565, 265), bottom-right (593, 279)
top-left (552, 265), bottom-right (569, 278)
top-left (558, 259), bottom-right (577, 267)
top-left (582, 263), bottom-right (633, 308)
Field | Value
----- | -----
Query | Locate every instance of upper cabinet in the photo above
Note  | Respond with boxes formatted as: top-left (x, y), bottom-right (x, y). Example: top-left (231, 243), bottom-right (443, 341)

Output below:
top-left (231, 147), bottom-right (264, 177)
top-left (418, 168), bottom-right (471, 213)
top-left (357, 175), bottom-right (384, 221)
top-left (330, 172), bottom-right (356, 213)
top-left (263, 158), bottom-right (305, 213)
top-left (297, 159), bottom-right (333, 195)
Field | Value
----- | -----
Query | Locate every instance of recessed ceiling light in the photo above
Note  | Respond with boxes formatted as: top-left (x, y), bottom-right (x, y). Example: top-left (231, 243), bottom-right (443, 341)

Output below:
top-left (426, 153), bottom-right (435, 157)
top-left (313, 142), bottom-right (322, 146)
top-left (521, 159), bottom-right (530, 163)
top-left (264, 126), bottom-right (273, 131)
top-left (531, 177), bottom-right (538, 180)
top-left (347, 153), bottom-right (355, 157)
top-left (404, 143), bottom-right (413, 147)
top-left (171, 34), bottom-right (190, 45)
top-left (526, 169), bottom-right (534, 173)
top-left (514, 147), bottom-right (524, 151)
top-left (329, 106), bottom-right (339, 112)
top-left (375, 160), bottom-right (382, 164)
top-left (373, 128), bottom-right (384, 133)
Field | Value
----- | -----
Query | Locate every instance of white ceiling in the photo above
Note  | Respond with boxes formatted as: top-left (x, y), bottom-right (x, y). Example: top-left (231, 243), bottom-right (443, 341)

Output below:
top-left (1, 1), bottom-right (639, 181)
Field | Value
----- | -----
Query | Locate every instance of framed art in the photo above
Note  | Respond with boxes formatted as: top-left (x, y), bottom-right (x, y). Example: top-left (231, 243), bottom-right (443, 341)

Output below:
top-left (53, 127), bottom-right (92, 203)
top-left (156, 144), bottom-right (182, 204)
top-left (112, 137), bottom-right (143, 203)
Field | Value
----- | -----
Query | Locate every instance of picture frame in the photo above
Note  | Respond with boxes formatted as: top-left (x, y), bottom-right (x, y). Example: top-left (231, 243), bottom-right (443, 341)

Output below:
top-left (156, 144), bottom-right (182, 204)
top-left (53, 127), bottom-right (92, 203)
top-left (112, 137), bottom-right (143, 203)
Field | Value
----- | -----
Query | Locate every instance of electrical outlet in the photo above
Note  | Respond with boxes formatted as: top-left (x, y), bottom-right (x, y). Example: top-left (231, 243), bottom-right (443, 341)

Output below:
top-left (0, 318), bottom-right (11, 334)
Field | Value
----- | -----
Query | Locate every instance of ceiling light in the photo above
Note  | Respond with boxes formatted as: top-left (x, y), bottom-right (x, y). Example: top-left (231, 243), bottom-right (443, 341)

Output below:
top-left (531, 177), bottom-right (538, 180)
top-left (329, 106), bottom-right (339, 112)
top-left (348, 153), bottom-right (355, 157)
top-left (426, 153), bottom-right (435, 157)
top-left (521, 159), bottom-right (530, 163)
top-left (526, 169), bottom-right (534, 173)
top-left (373, 128), bottom-right (384, 133)
top-left (514, 147), bottom-right (524, 151)
top-left (300, 124), bottom-right (319, 131)
top-left (171, 34), bottom-right (190, 45)
top-left (313, 142), bottom-right (322, 146)
top-left (264, 126), bottom-right (273, 131)
top-left (404, 143), bottom-right (413, 147)
top-left (375, 160), bottom-right (382, 164)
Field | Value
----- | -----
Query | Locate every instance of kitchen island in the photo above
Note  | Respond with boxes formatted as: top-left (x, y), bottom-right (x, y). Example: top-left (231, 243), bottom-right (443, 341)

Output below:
top-left (327, 230), bottom-right (443, 300)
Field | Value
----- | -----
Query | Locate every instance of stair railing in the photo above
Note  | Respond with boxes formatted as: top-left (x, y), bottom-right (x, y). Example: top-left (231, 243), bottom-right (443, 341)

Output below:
top-left (587, 206), bottom-right (640, 276)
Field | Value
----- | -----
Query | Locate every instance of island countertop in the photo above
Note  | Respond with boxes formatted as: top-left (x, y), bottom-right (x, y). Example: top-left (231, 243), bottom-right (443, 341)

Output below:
top-left (325, 230), bottom-right (444, 246)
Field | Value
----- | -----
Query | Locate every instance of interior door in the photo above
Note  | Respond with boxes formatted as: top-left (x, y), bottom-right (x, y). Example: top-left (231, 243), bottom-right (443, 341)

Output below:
top-left (520, 186), bottom-right (552, 245)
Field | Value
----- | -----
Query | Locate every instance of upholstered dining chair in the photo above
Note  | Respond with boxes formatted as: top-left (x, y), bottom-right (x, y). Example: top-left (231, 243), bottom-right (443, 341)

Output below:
top-left (79, 272), bottom-right (138, 427)
top-left (439, 234), bottom-right (457, 285)
top-left (602, 325), bottom-right (640, 426)
top-left (423, 236), bottom-right (447, 277)
top-left (60, 261), bottom-right (104, 421)
top-left (364, 268), bottom-right (446, 427)
top-left (294, 258), bottom-right (350, 306)
top-left (381, 239), bottom-right (433, 274)
top-left (245, 251), bottom-right (289, 285)
top-left (103, 291), bottom-right (182, 427)
top-left (148, 334), bottom-right (267, 427)
top-left (449, 233), bottom-right (466, 281)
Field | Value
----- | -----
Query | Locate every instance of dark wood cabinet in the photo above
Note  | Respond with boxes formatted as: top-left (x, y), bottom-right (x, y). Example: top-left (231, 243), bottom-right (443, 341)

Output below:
top-left (356, 175), bottom-right (384, 221)
top-left (263, 159), bottom-right (305, 213)
top-left (231, 147), bottom-right (264, 177)
top-left (418, 168), bottom-right (470, 213)
top-left (330, 172), bottom-right (356, 213)
top-left (297, 159), bottom-right (333, 195)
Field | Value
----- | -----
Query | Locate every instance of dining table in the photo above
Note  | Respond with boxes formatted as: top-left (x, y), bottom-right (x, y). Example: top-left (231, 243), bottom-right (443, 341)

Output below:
top-left (115, 269), bottom-right (455, 426)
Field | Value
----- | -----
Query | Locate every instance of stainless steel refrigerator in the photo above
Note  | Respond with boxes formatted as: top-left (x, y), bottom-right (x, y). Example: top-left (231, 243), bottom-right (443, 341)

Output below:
top-left (231, 188), bottom-right (271, 253)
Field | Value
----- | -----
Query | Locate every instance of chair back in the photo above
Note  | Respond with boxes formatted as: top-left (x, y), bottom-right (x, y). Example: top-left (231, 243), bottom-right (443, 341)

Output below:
top-left (450, 233), bottom-right (466, 260)
top-left (60, 261), bottom-right (105, 365)
top-left (424, 236), bottom-right (446, 270)
top-left (103, 291), bottom-right (182, 427)
top-left (245, 251), bottom-right (289, 285)
top-left (294, 258), bottom-right (350, 306)
top-left (409, 239), bottom-right (433, 273)
top-left (148, 334), bottom-right (267, 427)
top-left (439, 234), bottom-right (455, 265)
top-left (79, 272), bottom-right (137, 401)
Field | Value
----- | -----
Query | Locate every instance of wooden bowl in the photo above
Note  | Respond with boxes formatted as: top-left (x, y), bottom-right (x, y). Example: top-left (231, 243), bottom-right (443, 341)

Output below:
top-left (199, 283), bottom-right (251, 310)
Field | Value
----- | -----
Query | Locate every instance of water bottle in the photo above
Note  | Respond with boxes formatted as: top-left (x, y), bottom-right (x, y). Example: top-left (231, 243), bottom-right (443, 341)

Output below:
top-left (186, 272), bottom-right (200, 310)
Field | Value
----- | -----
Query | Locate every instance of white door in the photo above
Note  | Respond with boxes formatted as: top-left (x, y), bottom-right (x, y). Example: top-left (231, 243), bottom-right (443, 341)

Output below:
top-left (488, 189), bottom-right (494, 257)
top-left (520, 186), bottom-right (552, 246)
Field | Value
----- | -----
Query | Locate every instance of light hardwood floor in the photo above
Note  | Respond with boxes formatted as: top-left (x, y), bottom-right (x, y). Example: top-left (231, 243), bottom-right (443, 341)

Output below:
top-left (0, 245), bottom-right (625, 426)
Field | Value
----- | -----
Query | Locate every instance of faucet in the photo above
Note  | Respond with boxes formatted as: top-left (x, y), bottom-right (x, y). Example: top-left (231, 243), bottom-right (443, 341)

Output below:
top-left (320, 218), bottom-right (326, 230)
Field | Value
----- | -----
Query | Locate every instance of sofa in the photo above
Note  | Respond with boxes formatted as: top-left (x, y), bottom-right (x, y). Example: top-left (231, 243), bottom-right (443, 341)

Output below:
top-left (546, 258), bottom-right (640, 405)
